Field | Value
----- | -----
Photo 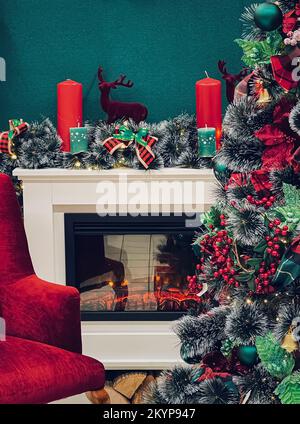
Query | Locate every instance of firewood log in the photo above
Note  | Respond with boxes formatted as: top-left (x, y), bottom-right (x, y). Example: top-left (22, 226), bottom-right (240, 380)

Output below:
top-left (113, 373), bottom-right (147, 399)
top-left (104, 386), bottom-right (130, 404)
top-left (86, 388), bottom-right (110, 404)
top-left (132, 375), bottom-right (156, 404)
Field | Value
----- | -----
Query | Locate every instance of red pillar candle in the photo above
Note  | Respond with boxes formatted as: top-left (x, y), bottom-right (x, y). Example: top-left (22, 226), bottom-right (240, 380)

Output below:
top-left (196, 76), bottom-right (222, 149)
top-left (57, 80), bottom-right (83, 152)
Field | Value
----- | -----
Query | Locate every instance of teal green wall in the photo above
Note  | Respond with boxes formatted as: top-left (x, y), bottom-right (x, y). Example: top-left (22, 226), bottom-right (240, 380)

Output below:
top-left (0, 0), bottom-right (251, 127)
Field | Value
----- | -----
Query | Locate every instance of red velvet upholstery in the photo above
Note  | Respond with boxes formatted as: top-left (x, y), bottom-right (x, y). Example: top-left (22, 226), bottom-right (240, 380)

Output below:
top-left (0, 174), bottom-right (105, 403)
top-left (0, 336), bottom-right (105, 404)
top-left (0, 275), bottom-right (82, 353)
top-left (0, 174), bottom-right (34, 286)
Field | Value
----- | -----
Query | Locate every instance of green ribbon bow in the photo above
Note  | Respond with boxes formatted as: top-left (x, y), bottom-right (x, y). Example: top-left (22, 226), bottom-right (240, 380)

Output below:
top-left (113, 125), bottom-right (149, 147)
top-left (8, 119), bottom-right (24, 140)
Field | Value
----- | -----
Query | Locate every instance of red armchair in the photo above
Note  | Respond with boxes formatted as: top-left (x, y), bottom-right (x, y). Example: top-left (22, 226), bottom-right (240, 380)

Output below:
top-left (0, 174), bottom-right (107, 404)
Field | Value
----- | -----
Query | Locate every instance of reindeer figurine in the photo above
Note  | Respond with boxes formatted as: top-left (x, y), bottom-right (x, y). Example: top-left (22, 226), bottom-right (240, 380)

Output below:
top-left (98, 66), bottom-right (148, 124)
top-left (218, 60), bottom-right (249, 103)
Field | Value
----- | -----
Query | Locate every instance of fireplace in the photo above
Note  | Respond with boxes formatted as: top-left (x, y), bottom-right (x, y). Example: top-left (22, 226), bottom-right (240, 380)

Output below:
top-left (15, 168), bottom-right (215, 368)
top-left (65, 213), bottom-right (200, 321)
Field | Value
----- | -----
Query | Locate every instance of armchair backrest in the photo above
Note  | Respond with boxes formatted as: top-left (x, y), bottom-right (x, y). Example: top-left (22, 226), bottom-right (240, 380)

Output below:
top-left (0, 174), bottom-right (34, 285)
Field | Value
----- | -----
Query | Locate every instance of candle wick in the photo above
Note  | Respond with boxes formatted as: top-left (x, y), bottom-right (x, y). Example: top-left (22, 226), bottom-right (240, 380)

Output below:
top-left (205, 71), bottom-right (209, 78)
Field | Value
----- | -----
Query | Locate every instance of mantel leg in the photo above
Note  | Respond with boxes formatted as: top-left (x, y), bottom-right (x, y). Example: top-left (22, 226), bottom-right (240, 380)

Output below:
top-left (23, 182), bottom-right (56, 281)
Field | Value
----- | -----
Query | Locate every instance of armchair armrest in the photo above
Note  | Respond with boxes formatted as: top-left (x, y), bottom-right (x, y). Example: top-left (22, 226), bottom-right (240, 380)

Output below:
top-left (0, 274), bottom-right (82, 353)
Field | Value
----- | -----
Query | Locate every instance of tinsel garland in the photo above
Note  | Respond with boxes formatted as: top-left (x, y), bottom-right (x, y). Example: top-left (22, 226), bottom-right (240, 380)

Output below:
top-left (0, 115), bottom-right (210, 178)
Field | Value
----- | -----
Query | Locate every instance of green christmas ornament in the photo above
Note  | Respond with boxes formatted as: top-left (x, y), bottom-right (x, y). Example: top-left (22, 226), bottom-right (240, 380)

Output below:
top-left (254, 2), bottom-right (283, 32)
top-left (237, 345), bottom-right (258, 366)
top-left (214, 161), bottom-right (227, 173)
top-left (213, 161), bottom-right (231, 184)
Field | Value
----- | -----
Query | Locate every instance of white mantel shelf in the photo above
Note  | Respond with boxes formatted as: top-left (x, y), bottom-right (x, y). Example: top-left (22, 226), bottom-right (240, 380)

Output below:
top-left (14, 167), bottom-right (214, 181)
top-left (13, 167), bottom-right (216, 370)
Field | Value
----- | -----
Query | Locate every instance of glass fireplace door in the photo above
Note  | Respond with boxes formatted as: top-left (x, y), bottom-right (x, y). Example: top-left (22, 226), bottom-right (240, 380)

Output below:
top-left (65, 214), bottom-right (199, 320)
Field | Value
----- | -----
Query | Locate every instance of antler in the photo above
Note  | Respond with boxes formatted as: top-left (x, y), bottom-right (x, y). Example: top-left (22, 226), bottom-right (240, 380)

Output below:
top-left (98, 66), bottom-right (105, 83)
top-left (236, 67), bottom-right (249, 79)
top-left (114, 74), bottom-right (134, 88)
top-left (218, 60), bottom-right (249, 82)
top-left (218, 60), bottom-right (228, 76)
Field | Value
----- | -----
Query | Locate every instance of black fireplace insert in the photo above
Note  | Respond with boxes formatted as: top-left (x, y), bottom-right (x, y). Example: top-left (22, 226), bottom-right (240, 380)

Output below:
top-left (65, 213), bottom-right (200, 321)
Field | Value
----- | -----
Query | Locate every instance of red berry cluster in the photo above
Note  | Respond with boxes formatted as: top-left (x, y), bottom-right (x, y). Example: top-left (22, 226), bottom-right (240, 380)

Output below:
top-left (254, 259), bottom-right (277, 294)
top-left (187, 215), bottom-right (239, 292)
top-left (255, 218), bottom-right (289, 294)
top-left (187, 214), bottom-right (290, 297)
top-left (187, 274), bottom-right (203, 296)
top-left (247, 195), bottom-right (275, 210)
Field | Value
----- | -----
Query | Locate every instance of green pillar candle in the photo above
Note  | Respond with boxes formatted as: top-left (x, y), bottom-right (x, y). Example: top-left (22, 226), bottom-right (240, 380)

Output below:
top-left (198, 127), bottom-right (216, 157)
top-left (70, 127), bottom-right (88, 154)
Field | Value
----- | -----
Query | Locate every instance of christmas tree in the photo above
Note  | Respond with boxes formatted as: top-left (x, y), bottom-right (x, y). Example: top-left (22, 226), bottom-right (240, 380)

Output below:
top-left (145, 1), bottom-right (300, 405)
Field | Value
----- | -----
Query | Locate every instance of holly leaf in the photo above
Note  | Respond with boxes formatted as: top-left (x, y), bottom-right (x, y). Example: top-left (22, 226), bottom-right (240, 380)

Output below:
top-left (192, 237), bottom-right (202, 257)
top-left (246, 258), bottom-right (261, 271)
top-left (272, 210), bottom-right (286, 223)
top-left (202, 206), bottom-right (222, 229)
top-left (254, 240), bottom-right (267, 254)
top-left (235, 32), bottom-right (283, 67)
top-left (247, 277), bottom-right (256, 291)
top-left (256, 333), bottom-right (295, 380)
top-left (235, 271), bottom-right (255, 283)
top-left (274, 371), bottom-right (300, 404)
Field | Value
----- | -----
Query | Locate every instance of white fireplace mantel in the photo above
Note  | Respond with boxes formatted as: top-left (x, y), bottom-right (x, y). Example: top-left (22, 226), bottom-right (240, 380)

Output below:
top-left (13, 167), bottom-right (216, 370)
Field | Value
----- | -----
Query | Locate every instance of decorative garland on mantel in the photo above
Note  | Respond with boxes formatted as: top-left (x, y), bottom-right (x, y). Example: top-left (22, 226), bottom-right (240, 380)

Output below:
top-left (0, 115), bottom-right (212, 182)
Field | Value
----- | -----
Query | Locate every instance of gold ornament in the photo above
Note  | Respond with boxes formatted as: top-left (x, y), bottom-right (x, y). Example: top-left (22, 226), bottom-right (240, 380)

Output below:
top-left (257, 88), bottom-right (271, 105)
top-left (281, 327), bottom-right (298, 353)
top-left (114, 157), bottom-right (126, 168)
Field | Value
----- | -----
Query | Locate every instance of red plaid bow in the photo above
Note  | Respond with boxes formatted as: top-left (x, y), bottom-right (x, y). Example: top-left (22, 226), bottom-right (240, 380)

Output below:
top-left (271, 54), bottom-right (300, 92)
top-left (102, 124), bottom-right (157, 169)
top-left (0, 119), bottom-right (29, 155)
top-left (291, 145), bottom-right (300, 173)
